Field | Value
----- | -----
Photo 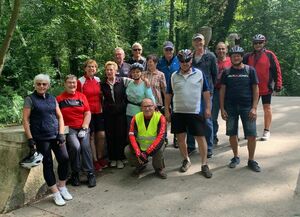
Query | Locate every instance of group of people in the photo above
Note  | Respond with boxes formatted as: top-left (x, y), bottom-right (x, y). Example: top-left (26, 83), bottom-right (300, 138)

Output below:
top-left (21, 32), bottom-right (282, 206)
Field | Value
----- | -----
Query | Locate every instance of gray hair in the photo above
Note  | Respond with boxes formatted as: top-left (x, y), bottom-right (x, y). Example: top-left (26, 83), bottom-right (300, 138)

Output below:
top-left (132, 42), bottom-right (142, 49)
top-left (34, 74), bottom-right (50, 85)
top-left (115, 47), bottom-right (125, 54)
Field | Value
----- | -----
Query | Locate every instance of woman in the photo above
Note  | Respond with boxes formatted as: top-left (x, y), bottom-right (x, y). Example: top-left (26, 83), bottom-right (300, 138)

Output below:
top-left (143, 54), bottom-right (166, 111)
top-left (57, 75), bottom-right (96, 188)
top-left (126, 63), bottom-right (156, 126)
top-left (101, 61), bottom-right (130, 169)
top-left (23, 74), bottom-right (72, 206)
top-left (77, 59), bottom-right (107, 171)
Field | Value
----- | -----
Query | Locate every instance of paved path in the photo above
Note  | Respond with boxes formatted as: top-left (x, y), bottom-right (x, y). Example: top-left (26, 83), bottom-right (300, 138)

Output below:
top-left (2, 96), bottom-right (300, 217)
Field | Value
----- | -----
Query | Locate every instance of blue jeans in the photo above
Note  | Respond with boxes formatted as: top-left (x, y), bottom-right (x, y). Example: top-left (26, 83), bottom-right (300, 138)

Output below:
top-left (188, 95), bottom-right (214, 153)
top-left (212, 89), bottom-right (220, 140)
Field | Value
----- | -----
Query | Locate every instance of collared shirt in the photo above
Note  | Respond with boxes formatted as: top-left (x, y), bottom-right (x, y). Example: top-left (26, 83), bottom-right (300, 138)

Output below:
top-left (143, 70), bottom-right (166, 106)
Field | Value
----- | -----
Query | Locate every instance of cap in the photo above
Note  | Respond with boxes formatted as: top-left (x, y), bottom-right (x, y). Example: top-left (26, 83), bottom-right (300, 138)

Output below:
top-left (163, 41), bottom-right (174, 49)
top-left (192, 33), bottom-right (205, 40)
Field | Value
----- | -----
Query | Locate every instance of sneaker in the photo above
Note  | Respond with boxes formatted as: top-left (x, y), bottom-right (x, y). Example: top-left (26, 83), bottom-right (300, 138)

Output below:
top-left (110, 160), bottom-right (117, 167)
top-left (188, 148), bottom-right (197, 156)
top-left (87, 173), bottom-right (96, 188)
top-left (59, 186), bottom-right (73, 201)
top-left (155, 169), bottom-right (167, 179)
top-left (98, 158), bottom-right (108, 169)
top-left (207, 150), bottom-right (213, 159)
top-left (132, 164), bottom-right (147, 176)
top-left (93, 161), bottom-right (102, 172)
top-left (248, 160), bottom-right (261, 172)
top-left (53, 192), bottom-right (66, 206)
top-left (261, 129), bottom-right (270, 141)
top-left (180, 159), bottom-right (191, 172)
top-left (69, 172), bottom-right (80, 186)
top-left (122, 159), bottom-right (128, 164)
top-left (213, 137), bottom-right (219, 145)
top-left (228, 156), bottom-right (240, 168)
top-left (117, 160), bottom-right (125, 169)
top-left (201, 165), bottom-right (212, 178)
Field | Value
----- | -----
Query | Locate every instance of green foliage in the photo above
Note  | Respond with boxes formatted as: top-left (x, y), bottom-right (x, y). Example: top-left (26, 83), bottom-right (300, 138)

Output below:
top-left (0, 86), bottom-right (23, 126)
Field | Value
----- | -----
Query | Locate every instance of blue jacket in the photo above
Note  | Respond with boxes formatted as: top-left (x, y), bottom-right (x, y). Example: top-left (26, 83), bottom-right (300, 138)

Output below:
top-left (157, 56), bottom-right (180, 89)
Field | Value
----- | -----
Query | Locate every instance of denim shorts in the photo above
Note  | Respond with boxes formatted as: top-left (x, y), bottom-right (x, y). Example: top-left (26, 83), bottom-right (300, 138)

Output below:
top-left (225, 104), bottom-right (257, 137)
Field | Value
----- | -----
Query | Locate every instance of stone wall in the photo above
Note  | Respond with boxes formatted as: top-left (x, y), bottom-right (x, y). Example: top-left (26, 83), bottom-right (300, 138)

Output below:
top-left (0, 126), bottom-right (47, 213)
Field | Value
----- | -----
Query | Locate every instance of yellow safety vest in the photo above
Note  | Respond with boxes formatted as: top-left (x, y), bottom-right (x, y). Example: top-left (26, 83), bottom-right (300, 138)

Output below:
top-left (135, 111), bottom-right (161, 151)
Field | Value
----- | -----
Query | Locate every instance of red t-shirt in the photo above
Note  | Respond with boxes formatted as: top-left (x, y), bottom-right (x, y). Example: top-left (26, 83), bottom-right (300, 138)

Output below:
top-left (215, 56), bottom-right (232, 89)
top-left (56, 91), bottom-right (90, 129)
top-left (77, 75), bottom-right (102, 114)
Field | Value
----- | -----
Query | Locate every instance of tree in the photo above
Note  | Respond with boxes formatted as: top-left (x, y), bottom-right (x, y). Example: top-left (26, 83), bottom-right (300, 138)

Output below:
top-left (0, 0), bottom-right (21, 76)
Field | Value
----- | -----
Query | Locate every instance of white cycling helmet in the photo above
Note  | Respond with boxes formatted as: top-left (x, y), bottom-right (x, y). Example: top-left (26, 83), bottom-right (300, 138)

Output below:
top-left (20, 151), bottom-right (43, 169)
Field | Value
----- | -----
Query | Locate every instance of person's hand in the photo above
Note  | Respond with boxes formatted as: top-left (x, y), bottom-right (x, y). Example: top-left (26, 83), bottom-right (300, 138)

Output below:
top-left (221, 110), bottom-right (228, 121)
top-left (274, 85), bottom-right (282, 92)
top-left (78, 128), bottom-right (88, 138)
top-left (204, 108), bottom-right (211, 119)
top-left (137, 152), bottom-right (148, 164)
top-left (143, 77), bottom-right (151, 88)
top-left (248, 108), bottom-right (257, 121)
top-left (56, 134), bottom-right (65, 145)
top-left (165, 110), bottom-right (171, 122)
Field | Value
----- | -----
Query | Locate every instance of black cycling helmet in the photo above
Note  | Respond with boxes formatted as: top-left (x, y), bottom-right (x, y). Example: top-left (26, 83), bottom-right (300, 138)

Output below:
top-left (229, 46), bottom-right (245, 56)
top-left (130, 62), bottom-right (144, 71)
top-left (252, 34), bottom-right (266, 42)
top-left (177, 49), bottom-right (193, 62)
top-left (19, 151), bottom-right (43, 169)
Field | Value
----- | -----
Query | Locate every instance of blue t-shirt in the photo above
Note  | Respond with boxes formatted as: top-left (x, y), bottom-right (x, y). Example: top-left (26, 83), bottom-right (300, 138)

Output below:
top-left (157, 56), bottom-right (180, 90)
top-left (221, 65), bottom-right (259, 107)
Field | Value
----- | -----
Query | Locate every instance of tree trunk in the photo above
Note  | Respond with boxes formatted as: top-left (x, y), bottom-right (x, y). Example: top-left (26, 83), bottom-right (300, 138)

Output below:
top-left (168, 0), bottom-right (175, 42)
top-left (0, 0), bottom-right (21, 77)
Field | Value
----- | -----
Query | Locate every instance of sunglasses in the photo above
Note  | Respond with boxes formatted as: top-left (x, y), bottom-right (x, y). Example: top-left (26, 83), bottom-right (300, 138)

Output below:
top-left (133, 48), bottom-right (142, 51)
top-left (36, 82), bottom-right (48, 86)
top-left (164, 48), bottom-right (173, 51)
top-left (253, 41), bottom-right (264, 45)
top-left (179, 58), bottom-right (192, 63)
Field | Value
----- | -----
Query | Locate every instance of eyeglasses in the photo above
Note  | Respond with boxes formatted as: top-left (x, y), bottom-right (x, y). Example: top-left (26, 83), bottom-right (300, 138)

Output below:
top-left (142, 105), bottom-right (154, 108)
top-left (133, 48), bottom-right (142, 51)
top-left (36, 82), bottom-right (48, 86)
top-left (253, 41), bottom-right (264, 45)
top-left (164, 48), bottom-right (173, 51)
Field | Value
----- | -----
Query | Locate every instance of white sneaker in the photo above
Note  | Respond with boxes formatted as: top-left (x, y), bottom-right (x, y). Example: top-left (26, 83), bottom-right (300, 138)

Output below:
top-left (117, 160), bottom-right (125, 169)
top-left (110, 160), bottom-right (117, 167)
top-left (53, 192), bottom-right (66, 206)
top-left (261, 130), bottom-right (270, 141)
top-left (59, 186), bottom-right (73, 201)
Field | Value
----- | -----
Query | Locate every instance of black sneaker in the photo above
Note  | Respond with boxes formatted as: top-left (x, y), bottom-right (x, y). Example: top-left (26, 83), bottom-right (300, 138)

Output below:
top-left (87, 173), bottom-right (96, 188)
top-left (188, 148), bottom-right (197, 156)
top-left (201, 165), bottom-right (212, 178)
top-left (155, 169), bottom-right (167, 179)
top-left (132, 164), bottom-right (147, 176)
top-left (207, 150), bottom-right (213, 159)
top-left (248, 160), bottom-right (261, 172)
top-left (180, 159), bottom-right (191, 172)
top-left (228, 157), bottom-right (240, 168)
top-left (69, 172), bottom-right (80, 186)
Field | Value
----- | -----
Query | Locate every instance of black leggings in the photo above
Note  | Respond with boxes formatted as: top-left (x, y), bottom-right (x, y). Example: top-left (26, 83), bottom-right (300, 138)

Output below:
top-left (36, 139), bottom-right (69, 187)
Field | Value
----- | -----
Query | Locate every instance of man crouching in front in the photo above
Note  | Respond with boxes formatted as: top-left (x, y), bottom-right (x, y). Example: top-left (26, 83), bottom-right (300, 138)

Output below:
top-left (125, 98), bottom-right (167, 179)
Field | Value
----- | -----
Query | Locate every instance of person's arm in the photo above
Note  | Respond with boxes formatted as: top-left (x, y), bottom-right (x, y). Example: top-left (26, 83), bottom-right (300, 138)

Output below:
top-left (145, 115), bottom-right (166, 156)
top-left (164, 75), bottom-right (173, 122)
top-left (203, 90), bottom-right (211, 119)
top-left (55, 102), bottom-right (65, 134)
top-left (210, 53), bottom-right (218, 86)
top-left (145, 84), bottom-right (156, 104)
top-left (249, 84), bottom-right (259, 121)
top-left (23, 107), bottom-right (33, 139)
top-left (82, 111), bottom-right (91, 129)
top-left (128, 116), bottom-right (141, 157)
top-left (160, 73), bottom-right (167, 99)
top-left (219, 84), bottom-right (228, 121)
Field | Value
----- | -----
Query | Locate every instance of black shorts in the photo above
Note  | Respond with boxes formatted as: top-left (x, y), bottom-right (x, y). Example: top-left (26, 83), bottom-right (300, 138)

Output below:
top-left (260, 94), bottom-right (272, 104)
top-left (171, 113), bottom-right (206, 136)
top-left (90, 113), bottom-right (105, 132)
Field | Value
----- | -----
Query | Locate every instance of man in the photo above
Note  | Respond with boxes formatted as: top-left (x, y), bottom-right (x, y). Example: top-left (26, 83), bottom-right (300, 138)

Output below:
top-left (220, 46), bottom-right (261, 172)
top-left (191, 33), bottom-right (218, 158)
top-left (244, 34), bottom-right (282, 141)
top-left (127, 42), bottom-right (147, 70)
top-left (157, 41), bottom-right (194, 151)
top-left (165, 49), bottom-right (212, 178)
top-left (212, 42), bottom-right (231, 145)
top-left (125, 98), bottom-right (167, 179)
top-left (114, 47), bottom-right (131, 77)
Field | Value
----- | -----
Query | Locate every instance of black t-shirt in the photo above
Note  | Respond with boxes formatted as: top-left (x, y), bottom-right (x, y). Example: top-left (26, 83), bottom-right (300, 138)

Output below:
top-left (221, 65), bottom-right (259, 106)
